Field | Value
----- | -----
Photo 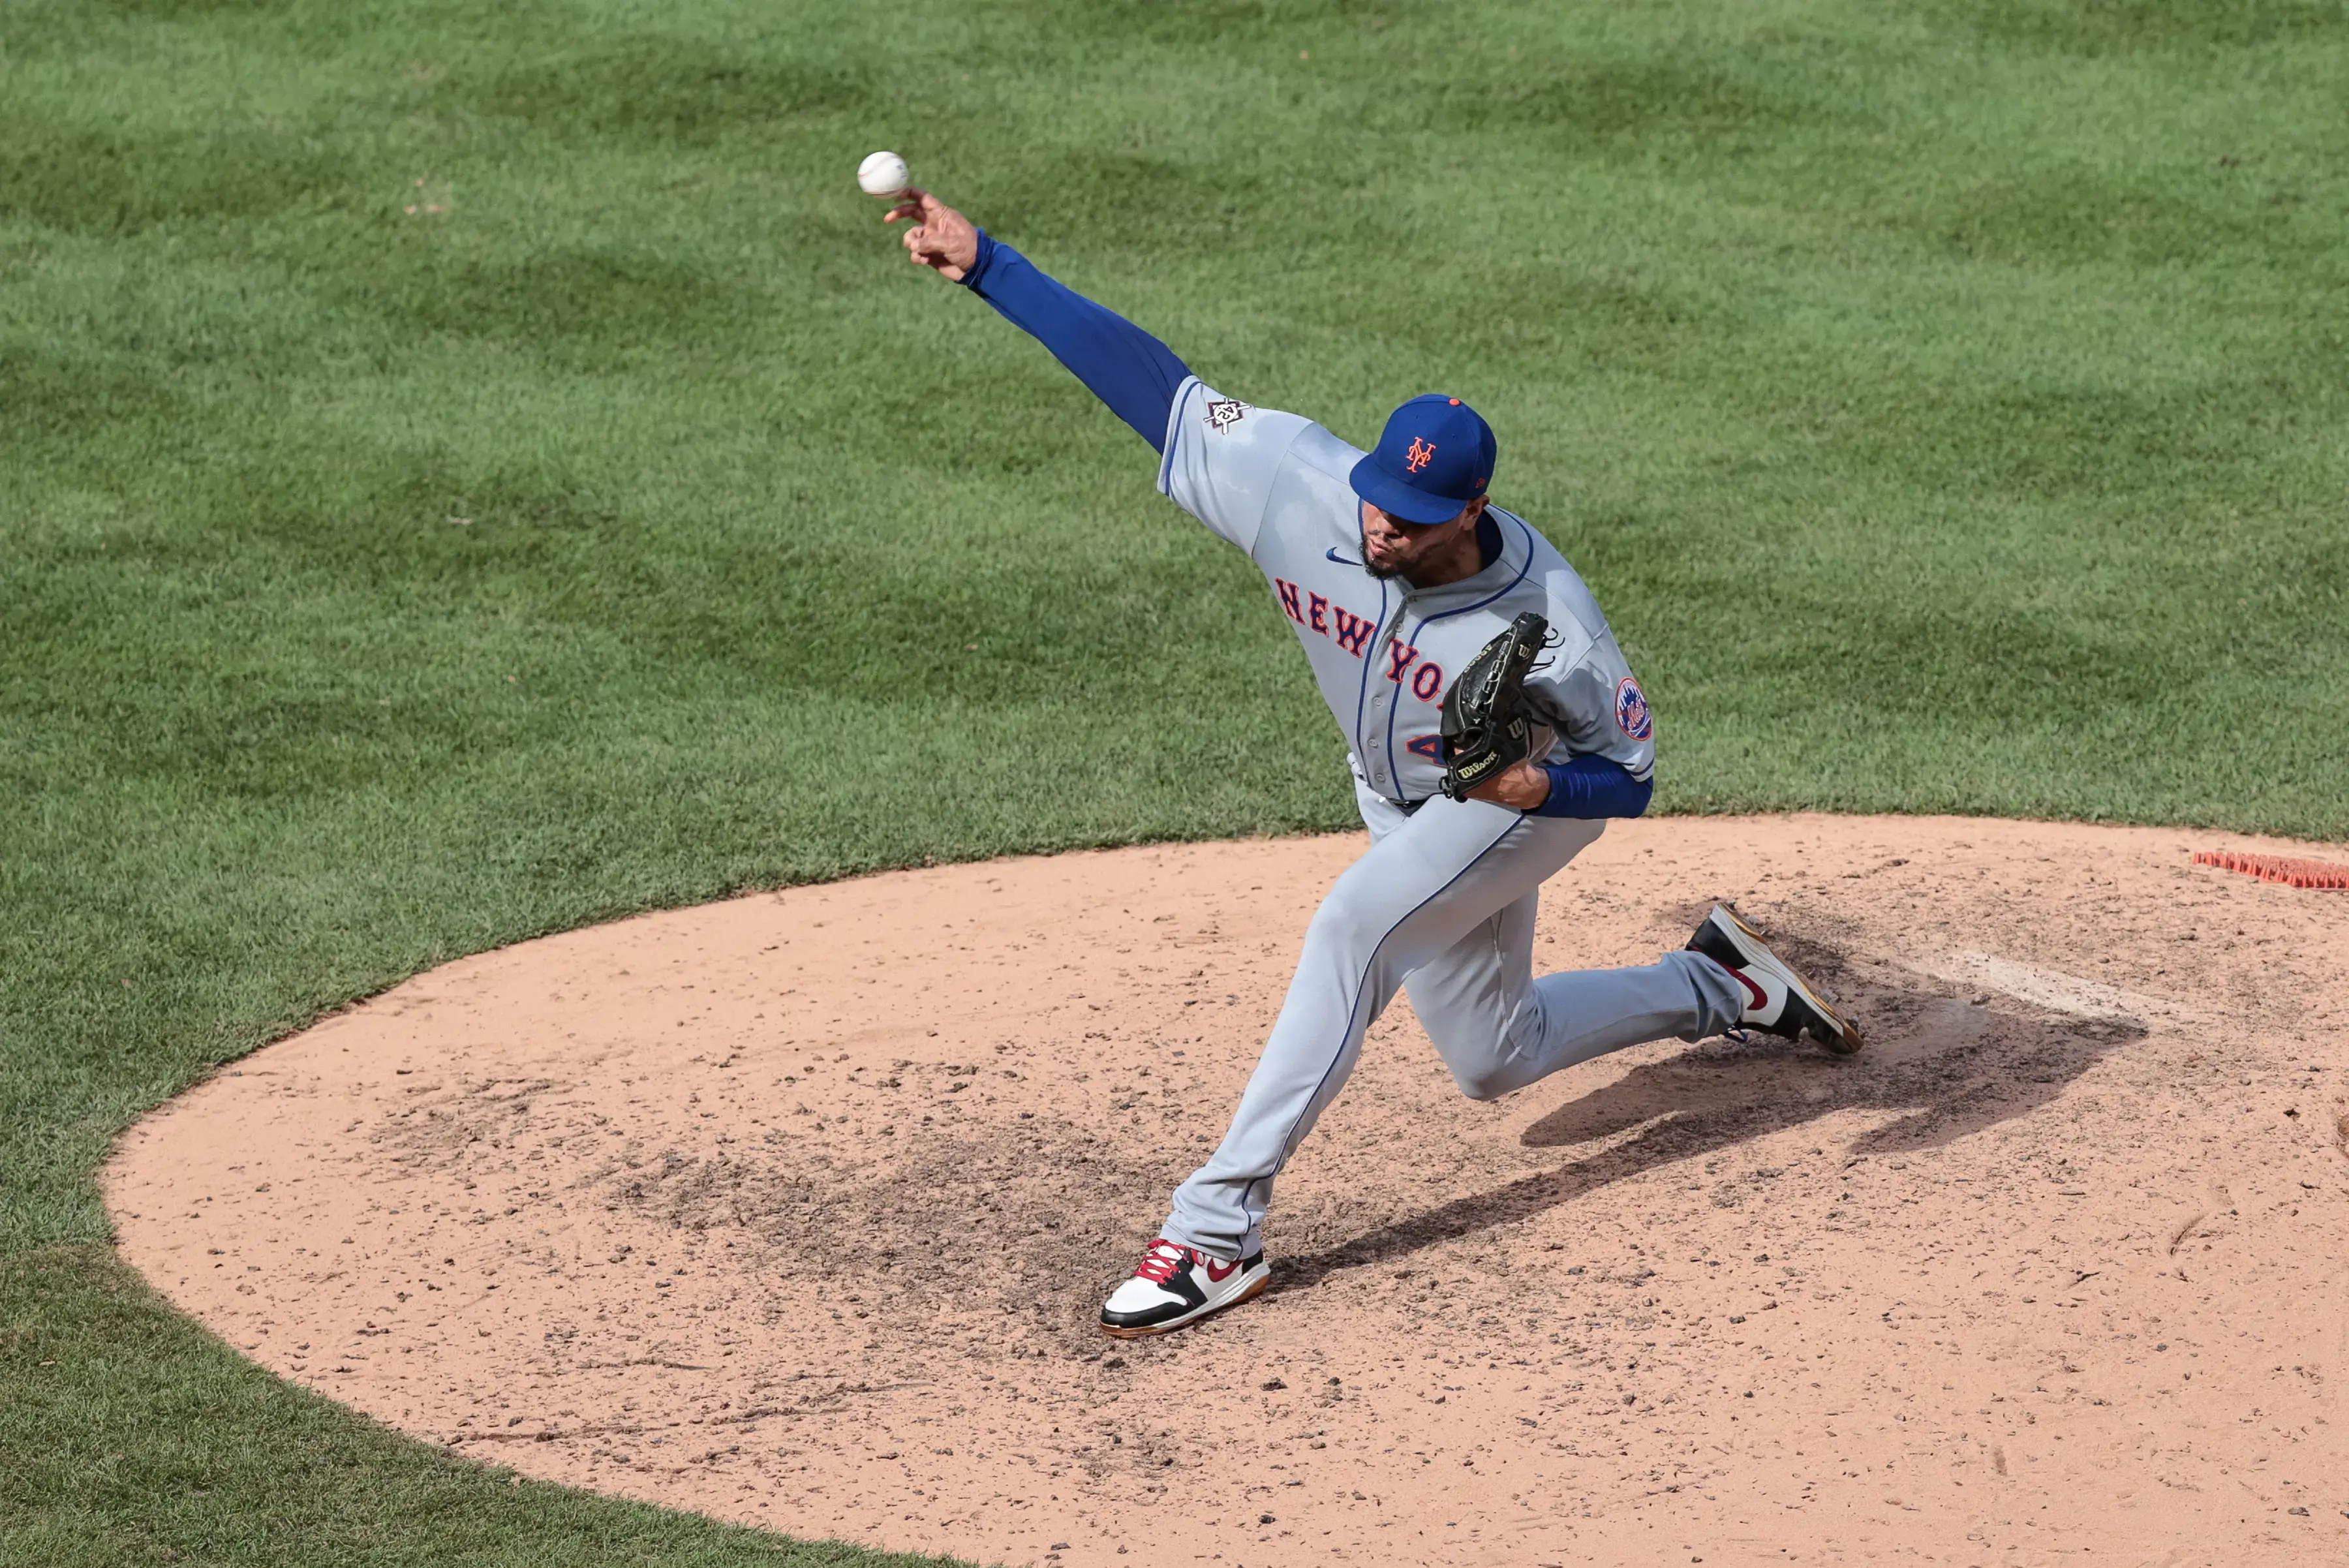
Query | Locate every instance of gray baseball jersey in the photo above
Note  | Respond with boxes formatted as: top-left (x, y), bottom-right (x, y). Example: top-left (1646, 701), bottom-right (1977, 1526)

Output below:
top-left (1156, 378), bottom-right (1655, 805)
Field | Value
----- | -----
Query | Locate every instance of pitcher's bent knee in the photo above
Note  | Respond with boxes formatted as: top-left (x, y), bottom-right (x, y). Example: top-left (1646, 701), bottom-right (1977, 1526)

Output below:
top-left (1448, 1060), bottom-right (1528, 1103)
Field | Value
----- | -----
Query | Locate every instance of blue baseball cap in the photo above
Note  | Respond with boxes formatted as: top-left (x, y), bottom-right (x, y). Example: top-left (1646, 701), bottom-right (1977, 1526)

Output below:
top-left (1348, 394), bottom-right (1497, 526)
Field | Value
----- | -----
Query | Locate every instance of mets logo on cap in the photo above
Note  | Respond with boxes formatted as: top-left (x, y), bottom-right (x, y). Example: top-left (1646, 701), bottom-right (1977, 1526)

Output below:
top-left (1614, 677), bottom-right (1653, 741)
top-left (1348, 394), bottom-right (1498, 527)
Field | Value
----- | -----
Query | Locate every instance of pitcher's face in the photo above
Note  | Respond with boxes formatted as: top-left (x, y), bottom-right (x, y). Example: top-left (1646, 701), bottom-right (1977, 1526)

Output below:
top-left (1359, 497), bottom-right (1484, 581)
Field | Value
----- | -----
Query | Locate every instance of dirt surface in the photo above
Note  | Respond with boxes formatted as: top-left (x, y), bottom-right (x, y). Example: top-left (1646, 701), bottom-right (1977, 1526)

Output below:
top-left (108, 814), bottom-right (2349, 1567)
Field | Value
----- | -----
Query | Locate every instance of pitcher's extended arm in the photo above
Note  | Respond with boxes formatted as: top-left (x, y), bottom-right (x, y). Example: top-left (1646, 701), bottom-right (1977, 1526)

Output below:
top-left (891, 192), bottom-right (1191, 452)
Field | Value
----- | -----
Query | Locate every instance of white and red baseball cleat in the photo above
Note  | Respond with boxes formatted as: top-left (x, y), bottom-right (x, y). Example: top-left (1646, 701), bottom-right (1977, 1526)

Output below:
top-left (1099, 1238), bottom-right (1270, 1338)
top-left (1688, 904), bottom-right (1864, 1054)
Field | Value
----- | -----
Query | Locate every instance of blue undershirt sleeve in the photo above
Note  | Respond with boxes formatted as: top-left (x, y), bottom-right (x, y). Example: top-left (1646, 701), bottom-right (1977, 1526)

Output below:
top-left (1531, 754), bottom-right (1654, 819)
top-left (959, 231), bottom-right (1191, 453)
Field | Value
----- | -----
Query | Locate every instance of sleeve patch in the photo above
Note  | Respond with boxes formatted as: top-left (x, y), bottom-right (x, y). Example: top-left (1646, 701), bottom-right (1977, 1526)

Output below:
top-left (1205, 397), bottom-right (1248, 432)
top-left (1614, 677), bottom-right (1653, 741)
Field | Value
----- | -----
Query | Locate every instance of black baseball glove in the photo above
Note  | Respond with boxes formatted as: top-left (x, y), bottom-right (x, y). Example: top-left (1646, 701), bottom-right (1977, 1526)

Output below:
top-left (1437, 611), bottom-right (1550, 802)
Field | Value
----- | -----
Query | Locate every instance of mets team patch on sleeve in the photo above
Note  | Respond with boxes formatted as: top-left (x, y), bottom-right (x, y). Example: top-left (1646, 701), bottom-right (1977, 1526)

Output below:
top-left (1614, 677), bottom-right (1653, 741)
top-left (1205, 397), bottom-right (1248, 432)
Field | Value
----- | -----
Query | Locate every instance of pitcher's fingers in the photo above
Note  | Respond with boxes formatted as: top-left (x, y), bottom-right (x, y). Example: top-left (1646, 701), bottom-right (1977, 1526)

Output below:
top-left (883, 200), bottom-right (921, 224)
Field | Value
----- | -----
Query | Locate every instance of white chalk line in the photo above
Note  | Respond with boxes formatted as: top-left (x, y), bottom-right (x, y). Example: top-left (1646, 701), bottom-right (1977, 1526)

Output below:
top-left (1903, 950), bottom-right (2183, 1024)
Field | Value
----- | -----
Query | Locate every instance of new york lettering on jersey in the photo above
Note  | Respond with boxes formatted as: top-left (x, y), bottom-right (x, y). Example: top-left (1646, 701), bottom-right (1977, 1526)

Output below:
top-left (1159, 378), bottom-right (1654, 805)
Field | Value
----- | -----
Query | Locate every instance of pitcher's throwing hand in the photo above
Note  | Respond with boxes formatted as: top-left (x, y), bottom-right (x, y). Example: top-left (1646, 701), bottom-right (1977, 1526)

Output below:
top-left (886, 191), bottom-right (977, 280)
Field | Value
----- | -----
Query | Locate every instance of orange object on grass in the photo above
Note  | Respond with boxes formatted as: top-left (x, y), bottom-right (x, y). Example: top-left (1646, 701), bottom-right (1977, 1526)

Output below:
top-left (2192, 850), bottom-right (2349, 889)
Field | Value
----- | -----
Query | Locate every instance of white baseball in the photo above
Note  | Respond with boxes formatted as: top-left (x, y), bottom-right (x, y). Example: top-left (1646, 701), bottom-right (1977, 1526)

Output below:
top-left (857, 150), bottom-right (910, 198)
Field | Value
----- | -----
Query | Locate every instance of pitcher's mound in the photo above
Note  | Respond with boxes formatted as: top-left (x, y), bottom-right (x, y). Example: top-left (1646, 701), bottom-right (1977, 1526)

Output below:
top-left (109, 815), bottom-right (2349, 1567)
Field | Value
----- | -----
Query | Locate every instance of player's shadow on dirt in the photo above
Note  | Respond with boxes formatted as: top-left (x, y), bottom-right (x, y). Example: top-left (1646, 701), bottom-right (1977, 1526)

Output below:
top-left (1272, 970), bottom-right (2145, 1293)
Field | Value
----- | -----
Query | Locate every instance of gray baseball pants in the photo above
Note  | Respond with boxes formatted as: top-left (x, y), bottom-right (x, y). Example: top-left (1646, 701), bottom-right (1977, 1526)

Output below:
top-left (1161, 782), bottom-right (1743, 1262)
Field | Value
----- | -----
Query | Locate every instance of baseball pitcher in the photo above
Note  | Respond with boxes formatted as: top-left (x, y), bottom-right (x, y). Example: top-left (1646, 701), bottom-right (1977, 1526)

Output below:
top-left (883, 192), bottom-right (1863, 1337)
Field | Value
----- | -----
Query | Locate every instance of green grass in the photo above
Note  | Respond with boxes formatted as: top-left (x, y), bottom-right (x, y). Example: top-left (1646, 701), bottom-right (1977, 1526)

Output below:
top-left (3, 0), bottom-right (2345, 1561)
